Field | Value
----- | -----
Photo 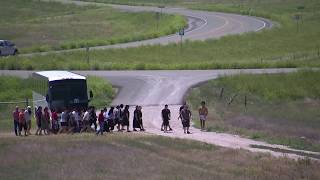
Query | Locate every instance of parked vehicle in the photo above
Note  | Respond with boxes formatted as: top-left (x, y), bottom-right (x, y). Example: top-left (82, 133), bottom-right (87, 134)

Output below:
top-left (32, 71), bottom-right (93, 112)
top-left (0, 40), bottom-right (18, 56)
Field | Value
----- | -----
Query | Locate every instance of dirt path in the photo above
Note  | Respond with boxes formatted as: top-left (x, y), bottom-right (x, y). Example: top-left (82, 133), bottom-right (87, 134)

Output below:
top-left (141, 105), bottom-right (320, 160)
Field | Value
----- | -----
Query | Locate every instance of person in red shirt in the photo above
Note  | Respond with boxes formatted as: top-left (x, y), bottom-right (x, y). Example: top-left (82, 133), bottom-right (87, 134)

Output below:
top-left (18, 108), bottom-right (27, 136)
top-left (12, 106), bottom-right (20, 136)
top-left (51, 109), bottom-right (59, 134)
top-left (96, 109), bottom-right (105, 135)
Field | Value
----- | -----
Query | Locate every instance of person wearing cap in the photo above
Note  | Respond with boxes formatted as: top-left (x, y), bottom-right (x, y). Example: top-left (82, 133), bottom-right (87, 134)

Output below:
top-left (12, 106), bottom-right (20, 136)
top-left (24, 106), bottom-right (32, 135)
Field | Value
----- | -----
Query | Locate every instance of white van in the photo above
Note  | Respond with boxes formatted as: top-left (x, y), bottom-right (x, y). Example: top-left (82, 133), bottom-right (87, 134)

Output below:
top-left (0, 40), bottom-right (18, 56)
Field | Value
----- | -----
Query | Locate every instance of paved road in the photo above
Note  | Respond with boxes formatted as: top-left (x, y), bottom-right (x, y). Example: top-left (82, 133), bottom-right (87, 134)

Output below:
top-left (0, 69), bottom-right (294, 106)
top-left (23, 0), bottom-right (272, 56)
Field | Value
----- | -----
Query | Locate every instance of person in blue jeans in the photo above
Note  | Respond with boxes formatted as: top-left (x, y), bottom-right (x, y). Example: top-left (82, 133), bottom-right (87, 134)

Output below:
top-left (12, 106), bottom-right (20, 136)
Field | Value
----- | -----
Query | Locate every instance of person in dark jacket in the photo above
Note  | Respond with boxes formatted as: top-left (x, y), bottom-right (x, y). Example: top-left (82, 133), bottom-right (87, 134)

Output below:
top-left (122, 105), bottom-right (130, 132)
top-left (133, 106), bottom-right (145, 131)
top-left (89, 106), bottom-right (97, 131)
top-left (12, 106), bottom-right (20, 136)
top-left (161, 104), bottom-right (171, 133)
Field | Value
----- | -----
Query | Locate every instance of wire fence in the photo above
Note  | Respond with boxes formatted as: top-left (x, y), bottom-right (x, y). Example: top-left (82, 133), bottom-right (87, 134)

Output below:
top-left (0, 98), bottom-right (46, 132)
top-left (258, 48), bottom-right (320, 63)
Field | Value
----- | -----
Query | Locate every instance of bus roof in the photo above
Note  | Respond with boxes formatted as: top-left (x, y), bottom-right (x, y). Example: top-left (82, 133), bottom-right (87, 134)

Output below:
top-left (34, 71), bottom-right (86, 81)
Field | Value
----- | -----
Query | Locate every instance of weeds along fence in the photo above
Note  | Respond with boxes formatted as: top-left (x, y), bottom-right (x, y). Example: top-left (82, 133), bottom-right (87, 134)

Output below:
top-left (211, 87), bottom-right (263, 116)
top-left (258, 48), bottom-right (320, 63)
top-left (0, 98), bottom-right (45, 132)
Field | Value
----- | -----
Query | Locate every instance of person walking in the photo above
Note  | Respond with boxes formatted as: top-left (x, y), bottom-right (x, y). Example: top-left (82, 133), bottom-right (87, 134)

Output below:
top-left (96, 110), bottom-right (104, 135)
top-left (199, 101), bottom-right (208, 131)
top-left (42, 107), bottom-right (50, 135)
top-left (81, 108), bottom-right (91, 133)
top-left (122, 105), bottom-right (130, 132)
top-left (107, 107), bottom-right (115, 132)
top-left (24, 106), bottom-right (32, 135)
top-left (35, 106), bottom-right (42, 135)
top-left (180, 105), bottom-right (192, 134)
top-left (137, 106), bottom-right (145, 131)
top-left (161, 104), bottom-right (171, 133)
top-left (51, 109), bottom-right (59, 134)
top-left (89, 106), bottom-right (97, 131)
top-left (12, 106), bottom-right (20, 136)
top-left (119, 104), bottom-right (124, 131)
top-left (103, 107), bottom-right (109, 132)
top-left (133, 106), bottom-right (139, 131)
top-left (59, 109), bottom-right (68, 133)
top-left (72, 109), bottom-right (82, 133)
top-left (114, 105), bottom-right (122, 131)
top-left (18, 108), bottom-right (27, 136)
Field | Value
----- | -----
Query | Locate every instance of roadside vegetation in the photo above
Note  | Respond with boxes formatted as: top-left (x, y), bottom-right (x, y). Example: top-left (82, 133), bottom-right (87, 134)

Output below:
top-left (2, 0), bottom-right (319, 70)
top-left (187, 70), bottom-right (320, 152)
top-left (0, 75), bottom-right (115, 132)
top-left (1, 134), bottom-right (319, 180)
top-left (0, 0), bottom-right (186, 53)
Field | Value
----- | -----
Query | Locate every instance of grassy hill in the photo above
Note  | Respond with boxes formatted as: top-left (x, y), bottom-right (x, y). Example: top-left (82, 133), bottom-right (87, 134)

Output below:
top-left (2, 0), bottom-right (319, 70)
top-left (0, 0), bottom-right (186, 53)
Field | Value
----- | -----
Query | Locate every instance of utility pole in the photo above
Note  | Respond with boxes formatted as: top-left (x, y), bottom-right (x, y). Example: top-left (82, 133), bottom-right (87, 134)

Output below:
top-left (86, 45), bottom-right (90, 64)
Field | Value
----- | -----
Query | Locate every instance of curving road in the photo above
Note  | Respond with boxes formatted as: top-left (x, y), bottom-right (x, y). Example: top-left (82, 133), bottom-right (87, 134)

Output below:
top-left (24, 0), bottom-right (272, 56)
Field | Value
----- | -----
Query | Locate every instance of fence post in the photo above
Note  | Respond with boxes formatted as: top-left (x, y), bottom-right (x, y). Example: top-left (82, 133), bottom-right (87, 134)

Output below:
top-left (25, 98), bottom-right (29, 107)
top-left (244, 95), bottom-right (247, 112)
top-left (219, 87), bottom-right (224, 99)
top-left (86, 46), bottom-right (90, 64)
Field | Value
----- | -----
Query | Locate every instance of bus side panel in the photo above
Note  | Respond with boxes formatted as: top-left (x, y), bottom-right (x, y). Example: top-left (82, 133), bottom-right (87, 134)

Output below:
top-left (32, 91), bottom-right (48, 110)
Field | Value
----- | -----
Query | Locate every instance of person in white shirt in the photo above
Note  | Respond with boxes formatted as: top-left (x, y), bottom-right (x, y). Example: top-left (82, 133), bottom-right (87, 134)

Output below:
top-left (81, 107), bottom-right (91, 132)
top-left (103, 107), bottom-right (110, 132)
top-left (59, 109), bottom-right (68, 133)
top-left (24, 106), bottom-right (32, 135)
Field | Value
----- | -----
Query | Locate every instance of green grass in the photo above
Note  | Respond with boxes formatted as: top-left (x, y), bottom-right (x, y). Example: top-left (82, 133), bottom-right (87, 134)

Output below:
top-left (0, 75), bottom-right (115, 132)
top-left (0, 134), bottom-right (319, 180)
top-left (3, 0), bottom-right (320, 69)
top-left (187, 70), bottom-right (320, 152)
top-left (0, 0), bottom-right (186, 53)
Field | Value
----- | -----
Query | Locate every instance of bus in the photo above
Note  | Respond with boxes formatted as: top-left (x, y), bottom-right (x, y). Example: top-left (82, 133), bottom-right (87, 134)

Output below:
top-left (32, 71), bottom-right (93, 112)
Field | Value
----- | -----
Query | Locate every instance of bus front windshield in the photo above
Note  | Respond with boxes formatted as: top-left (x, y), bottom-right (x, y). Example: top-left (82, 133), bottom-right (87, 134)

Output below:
top-left (49, 79), bottom-right (88, 103)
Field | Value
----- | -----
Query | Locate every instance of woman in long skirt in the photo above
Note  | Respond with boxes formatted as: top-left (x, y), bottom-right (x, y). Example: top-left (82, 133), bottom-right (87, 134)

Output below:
top-left (122, 105), bottom-right (130, 132)
top-left (133, 106), bottom-right (139, 131)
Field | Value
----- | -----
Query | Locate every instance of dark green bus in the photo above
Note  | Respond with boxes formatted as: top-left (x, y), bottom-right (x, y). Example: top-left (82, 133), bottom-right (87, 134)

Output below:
top-left (32, 71), bottom-right (92, 112)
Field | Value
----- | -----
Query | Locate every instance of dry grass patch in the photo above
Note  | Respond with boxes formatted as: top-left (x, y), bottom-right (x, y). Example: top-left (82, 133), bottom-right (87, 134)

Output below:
top-left (0, 134), bottom-right (320, 180)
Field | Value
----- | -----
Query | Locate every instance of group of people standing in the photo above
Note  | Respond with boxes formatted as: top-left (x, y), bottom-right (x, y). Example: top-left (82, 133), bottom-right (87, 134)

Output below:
top-left (12, 101), bottom-right (208, 136)
top-left (161, 101), bottom-right (208, 134)
top-left (96, 104), bottom-right (145, 135)
top-left (12, 106), bottom-right (32, 136)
